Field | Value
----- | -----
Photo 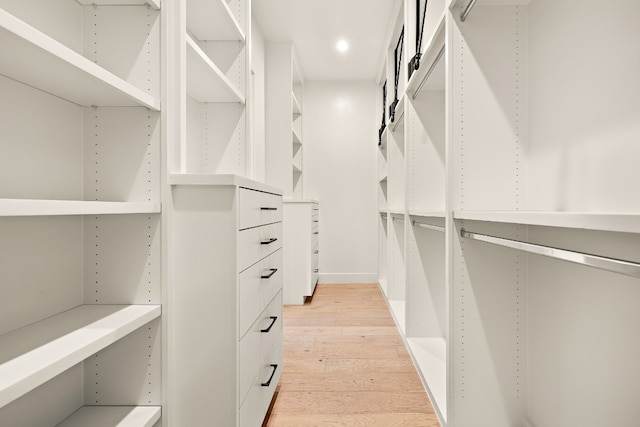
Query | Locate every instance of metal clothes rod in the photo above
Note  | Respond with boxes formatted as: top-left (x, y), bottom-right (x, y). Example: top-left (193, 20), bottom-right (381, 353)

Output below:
top-left (460, 0), bottom-right (478, 22)
top-left (412, 45), bottom-right (445, 99)
top-left (392, 216), bottom-right (405, 222)
top-left (412, 220), bottom-right (445, 232)
top-left (460, 229), bottom-right (640, 279)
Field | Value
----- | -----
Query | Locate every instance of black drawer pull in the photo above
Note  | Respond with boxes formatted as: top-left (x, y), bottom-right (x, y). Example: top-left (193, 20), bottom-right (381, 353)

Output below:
top-left (313, 268), bottom-right (319, 273)
top-left (260, 207), bottom-right (278, 211)
top-left (312, 220), bottom-right (319, 223)
top-left (261, 268), bottom-right (278, 279)
top-left (261, 364), bottom-right (278, 387)
top-left (261, 316), bottom-right (278, 333)
top-left (312, 232), bottom-right (319, 235)
top-left (261, 238), bottom-right (278, 245)
top-left (313, 250), bottom-right (319, 254)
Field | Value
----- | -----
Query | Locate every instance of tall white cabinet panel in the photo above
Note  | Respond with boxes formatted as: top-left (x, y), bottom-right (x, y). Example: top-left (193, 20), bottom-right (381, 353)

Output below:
top-left (282, 200), bottom-right (320, 305)
top-left (170, 175), bottom-right (283, 427)
top-left (0, 1), bottom-right (163, 425)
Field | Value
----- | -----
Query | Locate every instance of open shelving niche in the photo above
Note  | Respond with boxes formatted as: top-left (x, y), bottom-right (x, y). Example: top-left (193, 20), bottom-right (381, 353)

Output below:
top-left (402, 6), bottom-right (449, 423)
top-left (182, 0), bottom-right (249, 177)
top-left (291, 54), bottom-right (304, 198)
top-left (447, 0), bottom-right (640, 426)
top-left (0, 1), bottom-right (163, 425)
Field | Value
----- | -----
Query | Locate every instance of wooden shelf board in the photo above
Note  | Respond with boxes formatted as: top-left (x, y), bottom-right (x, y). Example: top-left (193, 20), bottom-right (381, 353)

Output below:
top-left (0, 305), bottom-right (161, 408)
top-left (169, 174), bottom-right (282, 195)
top-left (186, 34), bottom-right (245, 103)
top-left (187, 0), bottom-right (245, 41)
top-left (0, 9), bottom-right (160, 110)
top-left (292, 92), bottom-right (302, 115)
top-left (292, 127), bottom-right (302, 145)
top-left (406, 337), bottom-right (447, 423)
top-left (406, 12), bottom-right (446, 96)
top-left (450, 0), bottom-right (529, 8)
top-left (409, 210), bottom-right (446, 219)
top-left (454, 211), bottom-right (640, 234)
top-left (0, 199), bottom-right (160, 217)
top-left (390, 93), bottom-right (406, 134)
top-left (57, 406), bottom-right (161, 427)
top-left (76, 0), bottom-right (160, 9)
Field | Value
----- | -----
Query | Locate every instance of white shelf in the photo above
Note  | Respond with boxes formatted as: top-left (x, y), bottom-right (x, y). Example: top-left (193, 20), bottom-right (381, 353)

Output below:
top-left (0, 199), bottom-right (161, 217)
top-left (187, 0), bottom-right (245, 41)
top-left (292, 127), bottom-right (302, 145)
top-left (388, 299), bottom-right (406, 335)
top-left (0, 305), bottom-right (161, 408)
top-left (454, 211), bottom-right (640, 234)
top-left (186, 34), bottom-right (245, 103)
top-left (379, 126), bottom-right (388, 147)
top-left (450, 0), bottom-right (528, 8)
top-left (0, 9), bottom-right (160, 110)
top-left (388, 209), bottom-right (405, 216)
top-left (379, 174), bottom-right (388, 183)
top-left (409, 210), bottom-right (446, 219)
top-left (292, 92), bottom-right (302, 116)
top-left (390, 93), bottom-right (406, 134)
top-left (57, 406), bottom-right (162, 427)
top-left (406, 337), bottom-right (447, 423)
top-left (406, 12), bottom-right (446, 96)
top-left (169, 174), bottom-right (282, 195)
top-left (76, 0), bottom-right (160, 9)
top-left (292, 163), bottom-right (302, 174)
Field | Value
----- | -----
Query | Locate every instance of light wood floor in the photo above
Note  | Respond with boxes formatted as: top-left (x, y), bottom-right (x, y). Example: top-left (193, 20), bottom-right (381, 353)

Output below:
top-left (264, 283), bottom-right (440, 427)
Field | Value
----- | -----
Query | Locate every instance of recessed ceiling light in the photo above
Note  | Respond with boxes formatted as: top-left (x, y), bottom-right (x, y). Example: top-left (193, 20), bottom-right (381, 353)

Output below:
top-left (336, 39), bottom-right (349, 53)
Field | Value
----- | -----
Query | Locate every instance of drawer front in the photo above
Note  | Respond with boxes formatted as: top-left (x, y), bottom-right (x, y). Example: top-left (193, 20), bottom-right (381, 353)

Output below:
top-left (239, 330), bottom-right (283, 427)
top-left (239, 249), bottom-right (282, 338)
top-left (239, 291), bottom-right (283, 411)
top-left (239, 188), bottom-right (282, 230)
top-left (311, 227), bottom-right (319, 249)
top-left (238, 222), bottom-right (282, 273)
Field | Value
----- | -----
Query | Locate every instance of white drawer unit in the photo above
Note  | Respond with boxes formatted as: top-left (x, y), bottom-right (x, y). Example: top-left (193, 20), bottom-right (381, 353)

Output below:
top-left (170, 175), bottom-right (283, 427)
top-left (283, 200), bottom-right (320, 305)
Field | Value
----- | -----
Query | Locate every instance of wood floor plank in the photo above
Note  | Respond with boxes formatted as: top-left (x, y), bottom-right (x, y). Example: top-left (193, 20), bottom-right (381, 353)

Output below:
top-left (265, 413), bottom-right (440, 427)
top-left (264, 283), bottom-right (440, 427)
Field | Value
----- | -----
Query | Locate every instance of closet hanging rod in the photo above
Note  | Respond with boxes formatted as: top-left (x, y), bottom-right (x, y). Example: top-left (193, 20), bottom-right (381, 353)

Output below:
top-left (412, 220), bottom-right (445, 232)
top-left (392, 216), bottom-right (405, 222)
top-left (412, 45), bottom-right (445, 99)
top-left (460, 0), bottom-right (478, 22)
top-left (460, 228), bottom-right (640, 279)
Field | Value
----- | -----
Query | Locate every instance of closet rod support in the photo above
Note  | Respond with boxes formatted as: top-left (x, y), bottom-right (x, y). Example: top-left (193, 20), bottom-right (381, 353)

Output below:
top-left (412, 220), bottom-right (445, 232)
top-left (460, 0), bottom-right (478, 22)
top-left (412, 45), bottom-right (445, 99)
top-left (460, 228), bottom-right (640, 279)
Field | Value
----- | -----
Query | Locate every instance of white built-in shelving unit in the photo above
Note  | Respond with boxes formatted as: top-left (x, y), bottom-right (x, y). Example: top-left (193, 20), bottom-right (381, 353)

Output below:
top-left (265, 44), bottom-right (305, 199)
top-left (378, 0), bottom-right (640, 426)
top-left (182, 0), bottom-right (249, 176)
top-left (0, 0), bottom-right (163, 424)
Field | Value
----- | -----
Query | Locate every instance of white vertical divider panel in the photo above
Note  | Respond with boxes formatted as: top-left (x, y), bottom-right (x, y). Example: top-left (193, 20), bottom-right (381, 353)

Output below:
top-left (451, 219), bottom-right (525, 427)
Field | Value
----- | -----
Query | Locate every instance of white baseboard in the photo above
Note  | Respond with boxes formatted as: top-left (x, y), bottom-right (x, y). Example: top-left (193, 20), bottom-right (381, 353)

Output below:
top-left (318, 273), bottom-right (378, 284)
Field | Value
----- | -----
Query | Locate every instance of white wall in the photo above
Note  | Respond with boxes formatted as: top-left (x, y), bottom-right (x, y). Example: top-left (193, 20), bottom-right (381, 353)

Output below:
top-left (304, 82), bottom-right (378, 284)
top-left (251, 19), bottom-right (266, 182)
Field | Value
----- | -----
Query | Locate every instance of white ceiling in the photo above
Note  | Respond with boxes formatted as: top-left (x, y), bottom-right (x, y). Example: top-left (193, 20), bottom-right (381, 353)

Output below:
top-left (253, 0), bottom-right (398, 82)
